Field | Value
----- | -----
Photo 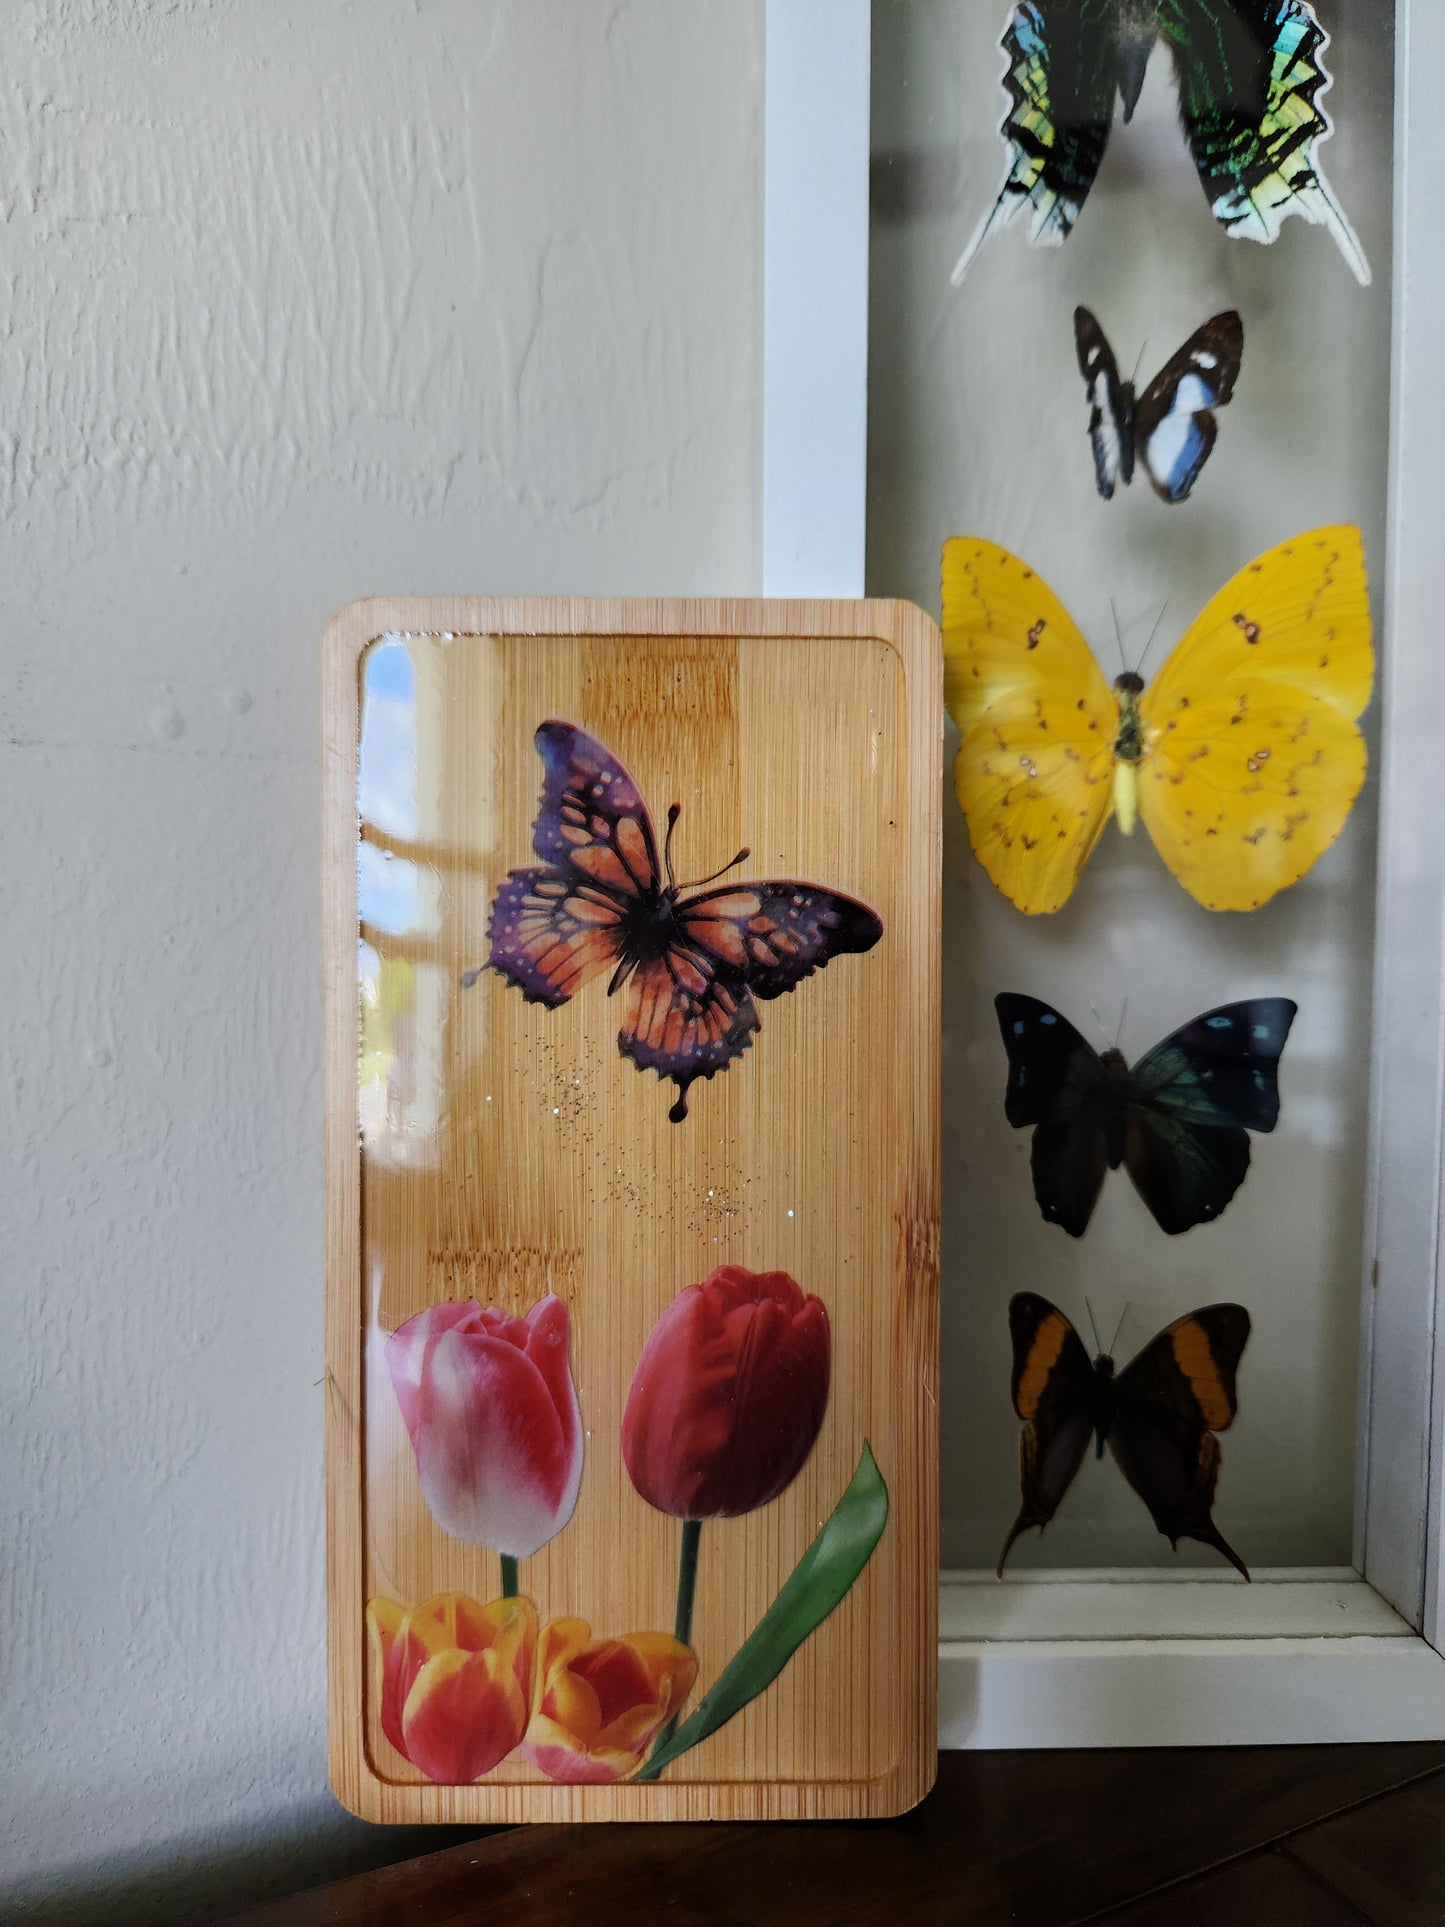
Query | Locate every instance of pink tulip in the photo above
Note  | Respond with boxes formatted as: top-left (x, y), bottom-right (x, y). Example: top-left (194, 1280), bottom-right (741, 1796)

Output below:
top-left (386, 1295), bottom-right (583, 1558)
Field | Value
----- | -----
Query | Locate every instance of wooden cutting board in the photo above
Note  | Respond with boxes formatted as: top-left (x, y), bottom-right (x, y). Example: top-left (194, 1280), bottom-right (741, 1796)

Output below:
top-left (323, 596), bottom-right (940, 1821)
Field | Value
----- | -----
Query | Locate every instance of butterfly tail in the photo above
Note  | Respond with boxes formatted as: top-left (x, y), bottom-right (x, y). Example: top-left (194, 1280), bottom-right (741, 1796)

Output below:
top-left (950, 190), bottom-right (1022, 289)
top-left (952, 3), bottom-right (1111, 285)
top-left (996, 1508), bottom-right (1043, 1579)
top-left (1176, 1519), bottom-right (1252, 1583)
top-left (1165, 0), bottom-right (1370, 287)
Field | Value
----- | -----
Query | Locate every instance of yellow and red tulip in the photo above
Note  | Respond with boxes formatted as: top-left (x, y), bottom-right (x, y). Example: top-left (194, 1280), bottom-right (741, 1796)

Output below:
top-left (523, 1618), bottom-right (698, 1784)
top-left (366, 1591), bottom-right (537, 1784)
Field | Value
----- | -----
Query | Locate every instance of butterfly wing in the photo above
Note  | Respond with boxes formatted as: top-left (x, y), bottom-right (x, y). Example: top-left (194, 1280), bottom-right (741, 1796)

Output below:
top-left (1109, 1305), bottom-right (1253, 1577)
top-left (996, 994), bottom-right (1115, 1237)
top-left (999, 1292), bottom-right (1099, 1574)
top-left (1130, 999), bottom-right (1298, 1131)
top-left (481, 720), bottom-right (661, 1004)
top-left (1121, 1115), bottom-right (1253, 1237)
top-left (952, 3), bottom-right (1116, 284)
top-left (619, 884), bottom-right (884, 1123)
top-left (679, 883), bottom-right (884, 1001)
top-left (616, 951), bottom-right (762, 1125)
top-left (996, 993), bottom-right (1106, 1127)
top-left (484, 869), bottom-right (629, 1007)
top-left (943, 539), bottom-right (1118, 916)
top-left (1136, 526), bottom-right (1373, 911)
top-left (1122, 999), bottom-right (1297, 1233)
top-left (1134, 311), bottom-right (1244, 505)
top-left (1074, 307), bottom-right (1134, 499)
top-left (1158, 0), bottom-right (1369, 285)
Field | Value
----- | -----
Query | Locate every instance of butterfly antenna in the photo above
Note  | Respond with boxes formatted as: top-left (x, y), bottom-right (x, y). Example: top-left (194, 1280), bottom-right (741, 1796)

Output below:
top-left (1088, 1001), bottom-right (1113, 1048)
top-left (1109, 601), bottom-right (1127, 675)
top-left (663, 804), bottom-right (681, 893)
top-left (1085, 1298), bottom-right (1103, 1354)
top-left (677, 846), bottom-right (751, 892)
top-left (1115, 996), bottom-right (1129, 1047)
top-left (1133, 602), bottom-right (1170, 681)
top-left (1131, 338), bottom-right (1148, 385)
top-left (1108, 1301), bottom-right (1130, 1357)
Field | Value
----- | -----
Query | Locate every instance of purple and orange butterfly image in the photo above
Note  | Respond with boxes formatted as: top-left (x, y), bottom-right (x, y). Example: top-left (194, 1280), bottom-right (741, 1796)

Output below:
top-left (467, 721), bottom-right (884, 1122)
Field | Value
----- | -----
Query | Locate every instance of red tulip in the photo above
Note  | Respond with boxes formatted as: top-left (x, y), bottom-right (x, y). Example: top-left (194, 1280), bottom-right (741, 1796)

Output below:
top-left (621, 1265), bottom-right (831, 1520)
top-left (386, 1295), bottom-right (583, 1559)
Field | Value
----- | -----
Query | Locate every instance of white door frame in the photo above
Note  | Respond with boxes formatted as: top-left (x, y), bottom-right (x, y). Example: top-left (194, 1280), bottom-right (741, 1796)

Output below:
top-left (761, 0), bottom-right (1445, 1743)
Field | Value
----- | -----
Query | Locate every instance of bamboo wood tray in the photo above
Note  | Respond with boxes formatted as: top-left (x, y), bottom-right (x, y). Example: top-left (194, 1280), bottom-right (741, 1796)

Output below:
top-left (323, 597), bottom-right (940, 1822)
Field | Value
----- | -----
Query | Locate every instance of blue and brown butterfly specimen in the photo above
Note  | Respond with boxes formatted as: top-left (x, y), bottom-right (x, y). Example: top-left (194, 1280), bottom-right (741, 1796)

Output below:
top-left (472, 721), bottom-right (884, 1122)
top-left (1000, 1293), bottom-right (1252, 1577)
top-left (1075, 307), bottom-right (1243, 503)
top-left (953, 1), bottom-right (1370, 286)
top-left (995, 993), bottom-right (1297, 1235)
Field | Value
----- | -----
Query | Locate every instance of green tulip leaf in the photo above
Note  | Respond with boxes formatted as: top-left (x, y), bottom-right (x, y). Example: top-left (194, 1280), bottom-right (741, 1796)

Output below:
top-left (636, 1441), bottom-right (889, 1781)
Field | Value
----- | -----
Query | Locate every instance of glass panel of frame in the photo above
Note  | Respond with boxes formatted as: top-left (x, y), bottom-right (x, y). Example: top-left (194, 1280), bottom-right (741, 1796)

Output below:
top-left (867, 0), bottom-right (1395, 1572)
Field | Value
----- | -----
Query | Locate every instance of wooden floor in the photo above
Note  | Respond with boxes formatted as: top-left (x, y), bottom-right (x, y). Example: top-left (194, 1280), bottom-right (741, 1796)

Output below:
top-left (230, 1745), bottom-right (1445, 1925)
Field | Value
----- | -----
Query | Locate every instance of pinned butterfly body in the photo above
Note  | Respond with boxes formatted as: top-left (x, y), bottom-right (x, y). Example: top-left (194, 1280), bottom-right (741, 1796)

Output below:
top-left (1074, 307), bottom-right (1243, 504)
top-left (1001, 1293), bottom-right (1252, 1578)
top-left (995, 993), bottom-right (1297, 1236)
top-left (474, 721), bottom-right (884, 1122)
top-left (942, 527), bottom-right (1373, 915)
top-left (953, 0), bottom-right (1370, 287)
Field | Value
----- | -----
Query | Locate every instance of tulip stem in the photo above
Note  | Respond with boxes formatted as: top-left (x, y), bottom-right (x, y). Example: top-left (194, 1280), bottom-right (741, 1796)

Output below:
top-left (649, 1518), bottom-right (703, 1763)
top-left (674, 1519), bottom-right (702, 1648)
top-left (500, 1554), bottom-right (519, 1600)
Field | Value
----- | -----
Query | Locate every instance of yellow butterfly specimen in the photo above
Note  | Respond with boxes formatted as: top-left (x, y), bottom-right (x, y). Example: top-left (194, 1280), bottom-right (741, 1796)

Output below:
top-left (941, 527), bottom-right (1373, 914)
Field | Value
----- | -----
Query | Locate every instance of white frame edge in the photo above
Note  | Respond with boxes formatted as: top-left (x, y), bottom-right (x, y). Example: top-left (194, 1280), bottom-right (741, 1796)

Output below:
top-left (762, 0), bottom-right (871, 597)
top-left (1363, 0), bottom-right (1445, 1646)
top-left (939, 1634), bottom-right (1445, 1749)
top-left (760, 0), bottom-right (1445, 1742)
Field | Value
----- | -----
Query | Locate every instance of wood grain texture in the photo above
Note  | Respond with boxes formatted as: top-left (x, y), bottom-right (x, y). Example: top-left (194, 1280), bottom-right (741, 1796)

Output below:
top-left (1104, 1853), bottom-right (1372, 1926)
top-left (228, 1746), bottom-right (1445, 1925)
top-left (1287, 1766), bottom-right (1445, 1924)
top-left (323, 596), bottom-right (941, 1822)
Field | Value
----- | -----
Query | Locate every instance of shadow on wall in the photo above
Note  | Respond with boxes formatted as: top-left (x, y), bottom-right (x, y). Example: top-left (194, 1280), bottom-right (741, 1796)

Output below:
top-left (2, 1817), bottom-right (499, 1927)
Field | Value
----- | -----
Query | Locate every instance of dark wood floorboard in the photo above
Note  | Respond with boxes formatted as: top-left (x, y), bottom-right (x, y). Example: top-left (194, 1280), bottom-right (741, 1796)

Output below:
top-left (1285, 1768), bottom-right (1445, 1927)
top-left (228, 1745), bottom-right (1445, 1926)
top-left (1095, 1849), bottom-right (1373, 1926)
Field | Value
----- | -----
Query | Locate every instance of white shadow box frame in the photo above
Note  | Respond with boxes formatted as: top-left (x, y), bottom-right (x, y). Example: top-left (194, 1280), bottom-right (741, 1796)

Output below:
top-left (763, 0), bottom-right (1445, 1743)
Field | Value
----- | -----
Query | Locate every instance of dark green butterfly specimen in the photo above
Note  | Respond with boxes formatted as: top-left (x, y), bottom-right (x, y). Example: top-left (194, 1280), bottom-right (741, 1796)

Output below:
top-left (953, 1), bottom-right (1369, 285)
top-left (994, 993), bottom-right (1297, 1236)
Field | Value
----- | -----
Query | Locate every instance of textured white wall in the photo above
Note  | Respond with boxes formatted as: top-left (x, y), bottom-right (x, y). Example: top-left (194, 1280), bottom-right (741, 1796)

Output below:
top-left (0, 5), bottom-right (761, 1920)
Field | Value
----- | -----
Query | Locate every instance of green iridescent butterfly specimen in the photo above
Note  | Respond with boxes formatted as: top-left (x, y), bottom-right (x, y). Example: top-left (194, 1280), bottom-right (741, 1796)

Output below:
top-left (994, 993), bottom-right (1298, 1236)
top-left (953, 1), bottom-right (1369, 286)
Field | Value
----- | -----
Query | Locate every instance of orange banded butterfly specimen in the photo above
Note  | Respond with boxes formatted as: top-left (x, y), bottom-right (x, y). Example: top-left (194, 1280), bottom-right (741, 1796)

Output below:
top-left (472, 721), bottom-right (884, 1122)
top-left (942, 527), bottom-right (1373, 914)
top-left (1000, 1293), bottom-right (1252, 1579)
